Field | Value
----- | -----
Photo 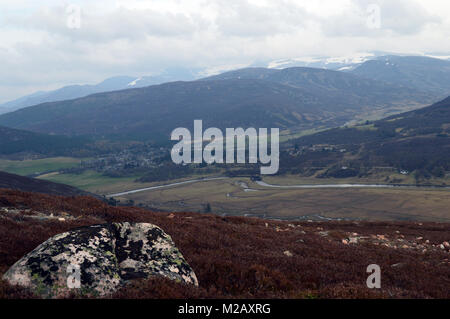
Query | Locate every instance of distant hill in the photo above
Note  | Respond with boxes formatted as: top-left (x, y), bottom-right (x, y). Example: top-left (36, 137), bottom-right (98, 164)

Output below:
top-left (3, 54), bottom-right (449, 116)
top-left (202, 67), bottom-right (438, 110)
top-left (284, 97), bottom-right (450, 176)
top-left (293, 96), bottom-right (450, 144)
top-left (349, 55), bottom-right (450, 94)
top-left (0, 170), bottom-right (93, 197)
top-left (0, 69), bottom-right (198, 115)
top-left (0, 126), bottom-right (89, 156)
top-left (0, 68), bottom-right (438, 141)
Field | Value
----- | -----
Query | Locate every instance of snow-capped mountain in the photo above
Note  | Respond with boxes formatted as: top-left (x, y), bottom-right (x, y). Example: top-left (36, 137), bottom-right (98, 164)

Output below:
top-left (0, 69), bottom-right (199, 115)
top-left (266, 52), bottom-right (376, 71)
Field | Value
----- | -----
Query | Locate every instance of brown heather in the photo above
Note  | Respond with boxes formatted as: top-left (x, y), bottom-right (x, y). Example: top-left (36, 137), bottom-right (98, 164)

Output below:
top-left (0, 188), bottom-right (449, 299)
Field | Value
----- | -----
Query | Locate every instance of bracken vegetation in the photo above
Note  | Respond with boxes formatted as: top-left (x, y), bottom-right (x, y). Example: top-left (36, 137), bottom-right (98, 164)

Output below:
top-left (0, 189), bottom-right (449, 299)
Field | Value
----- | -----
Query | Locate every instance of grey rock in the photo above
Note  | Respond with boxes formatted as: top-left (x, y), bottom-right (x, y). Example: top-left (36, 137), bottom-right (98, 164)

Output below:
top-left (2, 222), bottom-right (198, 298)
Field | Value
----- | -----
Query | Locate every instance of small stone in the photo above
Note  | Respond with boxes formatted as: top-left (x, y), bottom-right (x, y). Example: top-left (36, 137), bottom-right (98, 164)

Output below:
top-left (265, 223), bottom-right (269, 228)
top-left (342, 239), bottom-right (349, 245)
top-left (416, 237), bottom-right (423, 240)
top-left (439, 244), bottom-right (445, 250)
top-left (443, 242), bottom-right (450, 248)
top-left (167, 213), bottom-right (175, 219)
top-left (283, 250), bottom-right (293, 257)
top-left (57, 218), bottom-right (65, 222)
top-left (348, 237), bottom-right (358, 244)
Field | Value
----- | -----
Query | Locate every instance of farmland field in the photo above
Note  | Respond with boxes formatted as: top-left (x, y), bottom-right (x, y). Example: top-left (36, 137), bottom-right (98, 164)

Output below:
top-left (36, 170), bottom-right (144, 194)
top-left (111, 177), bottom-right (450, 222)
top-left (0, 157), bottom-right (82, 176)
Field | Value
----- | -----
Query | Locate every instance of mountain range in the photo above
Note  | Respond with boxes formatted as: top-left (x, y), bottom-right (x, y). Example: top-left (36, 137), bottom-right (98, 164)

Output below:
top-left (201, 66), bottom-right (438, 108)
top-left (2, 54), bottom-right (449, 117)
top-left (349, 55), bottom-right (450, 94)
top-left (0, 66), bottom-right (440, 142)
top-left (0, 69), bottom-right (198, 115)
top-left (265, 52), bottom-right (450, 71)
top-left (0, 54), bottom-right (448, 164)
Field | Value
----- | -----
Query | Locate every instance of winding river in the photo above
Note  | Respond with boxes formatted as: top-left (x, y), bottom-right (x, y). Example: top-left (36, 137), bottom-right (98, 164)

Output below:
top-left (107, 177), bottom-right (449, 197)
top-left (256, 181), bottom-right (450, 189)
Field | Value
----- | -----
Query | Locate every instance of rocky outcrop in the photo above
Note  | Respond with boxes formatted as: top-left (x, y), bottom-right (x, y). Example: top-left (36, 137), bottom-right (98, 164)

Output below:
top-left (2, 222), bottom-right (198, 298)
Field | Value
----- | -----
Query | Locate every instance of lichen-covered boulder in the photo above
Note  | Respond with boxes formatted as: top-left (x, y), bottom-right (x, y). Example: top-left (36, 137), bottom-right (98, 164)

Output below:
top-left (2, 222), bottom-right (198, 298)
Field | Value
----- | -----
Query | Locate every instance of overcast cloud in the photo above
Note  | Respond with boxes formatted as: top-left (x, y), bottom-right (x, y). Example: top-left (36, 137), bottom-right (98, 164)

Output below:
top-left (0, 0), bottom-right (449, 103)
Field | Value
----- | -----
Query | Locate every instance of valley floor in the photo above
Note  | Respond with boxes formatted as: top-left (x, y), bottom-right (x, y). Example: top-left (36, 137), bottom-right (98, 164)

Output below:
top-left (1, 157), bottom-right (449, 222)
top-left (105, 176), bottom-right (450, 222)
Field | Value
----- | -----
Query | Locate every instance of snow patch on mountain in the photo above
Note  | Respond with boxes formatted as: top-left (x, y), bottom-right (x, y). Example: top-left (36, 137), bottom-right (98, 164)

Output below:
top-left (128, 77), bottom-right (142, 86)
top-left (267, 53), bottom-right (375, 70)
top-left (199, 64), bottom-right (250, 77)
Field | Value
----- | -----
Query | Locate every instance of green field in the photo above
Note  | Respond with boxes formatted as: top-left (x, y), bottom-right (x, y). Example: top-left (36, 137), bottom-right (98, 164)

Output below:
top-left (279, 127), bottom-right (326, 142)
top-left (37, 170), bottom-right (144, 193)
top-left (0, 157), bottom-right (83, 176)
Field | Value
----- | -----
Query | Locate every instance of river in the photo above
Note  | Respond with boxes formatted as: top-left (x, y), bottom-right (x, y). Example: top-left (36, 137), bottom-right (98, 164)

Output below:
top-left (106, 177), bottom-right (449, 197)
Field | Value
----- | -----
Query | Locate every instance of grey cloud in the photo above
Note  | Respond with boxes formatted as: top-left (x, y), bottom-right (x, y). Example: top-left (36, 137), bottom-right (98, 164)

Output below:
top-left (214, 0), bottom-right (310, 37)
top-left (4, 6), bottom-right (207, 42)
top-left (0, 0), bottom-right (449, 104)
top-left (321, 0), bottom-right (440, 37)
top-left (377, 0), bottom-right (441, 34)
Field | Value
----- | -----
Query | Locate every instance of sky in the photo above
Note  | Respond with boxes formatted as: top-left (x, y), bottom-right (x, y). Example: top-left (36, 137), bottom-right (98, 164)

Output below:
top-left (0, 0), bottom-right (449, 103)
